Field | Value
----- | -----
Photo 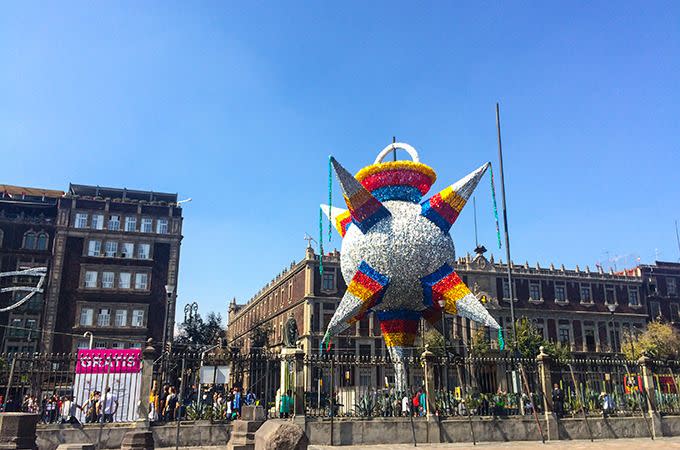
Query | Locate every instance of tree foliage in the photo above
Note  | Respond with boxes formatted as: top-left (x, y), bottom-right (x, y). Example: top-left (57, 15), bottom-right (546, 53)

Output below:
top-left (174, 311), bottom-right (225, 348)
top-left (423, 329), bottom-right (446, 356)
top-left (513, 317), bottom-right (544, 358)
top-left (250, 323), bottom-right (272, 349)
top-left (470, 327), bottom-right (491, 357)
top-left (622, 321), bottom-right (680, 360)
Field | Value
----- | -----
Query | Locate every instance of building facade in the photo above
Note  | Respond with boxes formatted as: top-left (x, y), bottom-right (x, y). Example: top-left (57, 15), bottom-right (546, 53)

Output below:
top-left (0, 185), bottom-right (63, 353)
top-left (639, 261), bottom-right (680, 325)
top-left (227, 246), bottom-right (650, 360)
top-left (42, 184), bottom-right (183, 352)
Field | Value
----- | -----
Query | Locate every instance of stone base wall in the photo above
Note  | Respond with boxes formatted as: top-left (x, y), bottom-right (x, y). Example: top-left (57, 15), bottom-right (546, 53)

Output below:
top-left (36, 422), bottom-right (231, 450)
top-left (305, 414), bottom-right (680, 446)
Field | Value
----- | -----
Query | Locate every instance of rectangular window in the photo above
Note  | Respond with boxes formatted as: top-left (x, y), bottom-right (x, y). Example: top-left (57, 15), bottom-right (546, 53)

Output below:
top-left (580, 284), bottom-right (592, 303)
top-left (95, 341), bottom-right (107, 349)
top-left (84, 271), bottom-right (98, 288)
top-left (75, 213), bottom-right (88, 229)
top-left (111, 342), bottom-right (124, 349)
top-left (141, 218), bottom-right (153, 233)
top-left (77, 340), bottom-right (89, 349)
top-left (104, 241), bottom-right (118, 257)
top-left (322, 272), bottom-right (335, 291)
top-left (650, 301), bottom-right (661, 319)
top-left (91, 214), bottom-right (104, 230)
top-left (555, 282), bottom-right (566, 302)
top-left (26, 319), bottom-right (36, 330)
top-left (559, 327), bottom-right (570, 345)
top-left (671, 304), bottom-right (680, 322)
top-left (529, 281), bottom-right (541, 300)
top-left (605, 285), bottom-right (616, 305)
top-left (125, 216), bottom-right (137, 232)
top-left (132, 310), bottom-right (144, 327)
top-left (668, 278), bottom-right (677, 296)
top-left (502, 279), bottom-right (511, 299)
top-left (156, 219), bottom-right (168, 234)
top-left (87, 240), bottom-right (101, 256)
top-left (135, 273), bottom-right (148, 290)
top-left (108, 215), bottom-right (120, 231)
top-left (97, 309), bottom-right (111, 327)
top-left (121, 242), bottom-right (134, 258)
top-left (119, 272), bottom-right (131, 289)
top-left (102, 272), bottom-right (114, 289)
top-left (129, 342), bottom-right (142, 349)
top-left (628, 287), bottom-right (640, 306)
top-left (80, 308), bottom-right (94, 326)
top-left (137, 243), bottom-right (151, 260)
top-left (115, 310), bottom-right (128, 327)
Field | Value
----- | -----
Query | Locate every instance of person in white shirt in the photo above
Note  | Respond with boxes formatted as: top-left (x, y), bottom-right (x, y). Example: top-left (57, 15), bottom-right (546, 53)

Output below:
top-left (102, 387), bottom-right (118, 423)
top-left (401, 394), bottom-right (410, 416)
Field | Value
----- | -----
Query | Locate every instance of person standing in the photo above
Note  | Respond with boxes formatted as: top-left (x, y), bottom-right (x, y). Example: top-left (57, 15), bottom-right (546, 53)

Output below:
top-left (279, 390), bottom-right (292, 418)
top-left (102, 388), bottom-right (118, 423)
top-left (232, 387), bottom-right (242, 418)
top-left (552, 383), bottom-right (564, 419)
top-left (401, 394), bottom-right (410, 417)
top-left (164, 387), bottom-right (178, 421)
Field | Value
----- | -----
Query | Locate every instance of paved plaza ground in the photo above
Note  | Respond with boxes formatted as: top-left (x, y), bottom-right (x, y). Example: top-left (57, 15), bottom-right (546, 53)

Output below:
top-left (156, 436), bottom-right (680, 450)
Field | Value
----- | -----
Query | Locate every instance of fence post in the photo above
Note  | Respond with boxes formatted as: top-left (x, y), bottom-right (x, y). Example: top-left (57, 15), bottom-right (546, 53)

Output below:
top-left (293, 348), bottom-right (306, 418)
top-left (421, 346), bottom-right (436, 419)
top-left (136, 338), bottom-right (157, 426)
top-left (638, 355), bottom-right (661, 439)
top-left (536, 346), bottom-right (552, 413)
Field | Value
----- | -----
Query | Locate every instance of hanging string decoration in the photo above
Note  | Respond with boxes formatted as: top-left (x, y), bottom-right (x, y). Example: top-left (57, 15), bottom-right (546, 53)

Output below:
top-left (328, 156), bottom-right (333, 243)
top-left (498, 328), bottom-right (505, 351)
top-left (489, 163), bottom-right (502, 249)
top-left (320, 142), bottom-right (501, 391)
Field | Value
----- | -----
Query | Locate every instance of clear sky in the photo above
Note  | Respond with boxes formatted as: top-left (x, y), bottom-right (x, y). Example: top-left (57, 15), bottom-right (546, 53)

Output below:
top-left (2, 2), bottom-right (679, 322)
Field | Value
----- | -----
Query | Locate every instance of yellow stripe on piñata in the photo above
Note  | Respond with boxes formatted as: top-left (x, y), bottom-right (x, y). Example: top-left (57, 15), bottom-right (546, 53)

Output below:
top-left (440, 186), bottom-right (467, 212)
top-left (347, 282), bottom-right (377, 301)
top-left (355, 161), bottom-right (437, 183)
top-left (383, 332), bottom-right (417, 347)
top-left (442, 283), bottom-right (471, 313)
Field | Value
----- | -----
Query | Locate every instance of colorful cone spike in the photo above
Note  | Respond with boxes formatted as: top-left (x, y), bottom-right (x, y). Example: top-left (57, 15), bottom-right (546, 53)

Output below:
top-left (323, 261), bottom-right (389, 341)
top-left (421, 263), bottom-right (500, 330)
top-left (376, 310), bottom-right (420, 348)
top-left (421, 162), bottom-right (490, 233)
top-left (330, 157), bottom-right (391, 234)
top-left (320, 204), bottom-right (352, 238)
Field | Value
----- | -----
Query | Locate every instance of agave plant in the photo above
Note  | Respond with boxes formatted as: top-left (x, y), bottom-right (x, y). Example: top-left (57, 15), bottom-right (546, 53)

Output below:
top-left (354, 392), bottom-right (379, 417)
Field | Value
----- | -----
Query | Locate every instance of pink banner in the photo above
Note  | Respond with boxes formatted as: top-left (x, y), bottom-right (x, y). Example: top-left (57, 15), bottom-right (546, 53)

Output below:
top-left (75, 349), bottom-right (142, 374)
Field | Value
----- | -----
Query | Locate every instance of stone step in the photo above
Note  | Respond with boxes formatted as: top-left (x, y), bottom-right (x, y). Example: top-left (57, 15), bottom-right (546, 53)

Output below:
top-left (56, 445), bottom-right (95, 450)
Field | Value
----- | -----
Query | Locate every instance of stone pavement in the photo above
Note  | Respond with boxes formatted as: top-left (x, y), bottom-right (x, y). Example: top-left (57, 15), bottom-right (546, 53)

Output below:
top-left (157, 436), bottom-right (680, 450)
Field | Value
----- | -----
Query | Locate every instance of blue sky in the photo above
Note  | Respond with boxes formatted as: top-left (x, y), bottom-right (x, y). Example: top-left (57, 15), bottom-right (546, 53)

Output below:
top-left (2, 1), bottom-right (679, 322)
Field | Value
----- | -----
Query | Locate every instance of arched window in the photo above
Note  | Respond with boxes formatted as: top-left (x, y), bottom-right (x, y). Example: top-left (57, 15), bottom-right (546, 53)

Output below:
top-left (23, 231), bottom-right (36, 249)
top-left (36, 233), bottom-right (48, 250)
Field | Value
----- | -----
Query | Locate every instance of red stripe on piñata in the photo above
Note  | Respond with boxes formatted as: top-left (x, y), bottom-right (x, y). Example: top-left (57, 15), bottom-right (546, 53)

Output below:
top-left (361, 170), bottom-right (433, 195)
top-left (433, 271), bottom-right (464, 292)
top-left (428, 193), bottom-right (460, 224)
top-left (338, 215), bottom-right (352, 236)
top-left (380, 319), bottom-right (419, 334)
top-left (352, 271), bottom-right (384, 295)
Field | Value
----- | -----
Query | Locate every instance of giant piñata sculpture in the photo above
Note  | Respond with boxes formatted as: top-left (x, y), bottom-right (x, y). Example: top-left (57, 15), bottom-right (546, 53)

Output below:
top-left (321, 142), bottom-right (501, 391)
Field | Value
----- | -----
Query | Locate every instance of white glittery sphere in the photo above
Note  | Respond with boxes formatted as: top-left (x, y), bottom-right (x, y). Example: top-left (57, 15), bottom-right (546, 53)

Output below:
top-left (340, 201), bottom-right (456, 311)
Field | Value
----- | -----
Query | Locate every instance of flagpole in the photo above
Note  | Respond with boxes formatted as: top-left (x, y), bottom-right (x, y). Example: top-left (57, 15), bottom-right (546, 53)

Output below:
top-left (496, 103), bottom-right (517, 347)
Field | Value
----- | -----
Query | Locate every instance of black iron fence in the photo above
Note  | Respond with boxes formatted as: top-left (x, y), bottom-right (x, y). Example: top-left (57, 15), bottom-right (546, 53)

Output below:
top-left (1, 350), bottom-right (680, 424)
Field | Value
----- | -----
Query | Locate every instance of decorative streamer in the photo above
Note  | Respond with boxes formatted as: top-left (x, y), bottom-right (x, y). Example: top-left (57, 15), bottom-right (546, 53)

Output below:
top-left (319, 208), bottom-right (324, 275)
top-left (489, 164), bottom-right (502, 249)
top-left (328, 156), bottom-right (332, 242)
top-left (498, 328), bottom-right (505, 351)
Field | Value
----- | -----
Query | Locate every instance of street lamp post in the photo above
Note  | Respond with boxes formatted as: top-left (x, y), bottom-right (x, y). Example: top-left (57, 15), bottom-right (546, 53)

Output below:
top-left (607, 303), bottom-right (617, 353)
top-left (438, 299), bottom-right (450, 414)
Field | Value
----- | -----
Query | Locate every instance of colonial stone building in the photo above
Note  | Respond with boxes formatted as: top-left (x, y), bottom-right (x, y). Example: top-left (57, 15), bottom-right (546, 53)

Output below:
top-left (638, 261), bottom-right (680, 325)
top-left (42, 184), bottom-right (183, 352)
top-left (227, 246), bottom-right (649, 359)
top-left (0, 185), bottom-right (63, 353)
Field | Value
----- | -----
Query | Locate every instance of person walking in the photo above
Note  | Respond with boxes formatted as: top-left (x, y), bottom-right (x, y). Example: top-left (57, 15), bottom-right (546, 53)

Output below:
top-left (279, 390), bottom-right (292, 418)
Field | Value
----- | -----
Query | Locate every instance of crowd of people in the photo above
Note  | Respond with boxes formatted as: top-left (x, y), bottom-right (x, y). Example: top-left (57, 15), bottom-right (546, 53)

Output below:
top-left (148, 381), bottom-right (260, 422)
top-left (0, 387), bottom-right (118, 424)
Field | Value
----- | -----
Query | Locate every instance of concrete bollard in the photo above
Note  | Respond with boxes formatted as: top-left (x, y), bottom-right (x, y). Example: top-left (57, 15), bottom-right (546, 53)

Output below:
top-left (0, 413), bottom-right (39, 450)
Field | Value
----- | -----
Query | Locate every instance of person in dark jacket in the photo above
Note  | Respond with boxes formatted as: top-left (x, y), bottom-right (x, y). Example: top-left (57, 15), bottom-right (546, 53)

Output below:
top-left (552, 383), bottom-right (564, 418)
